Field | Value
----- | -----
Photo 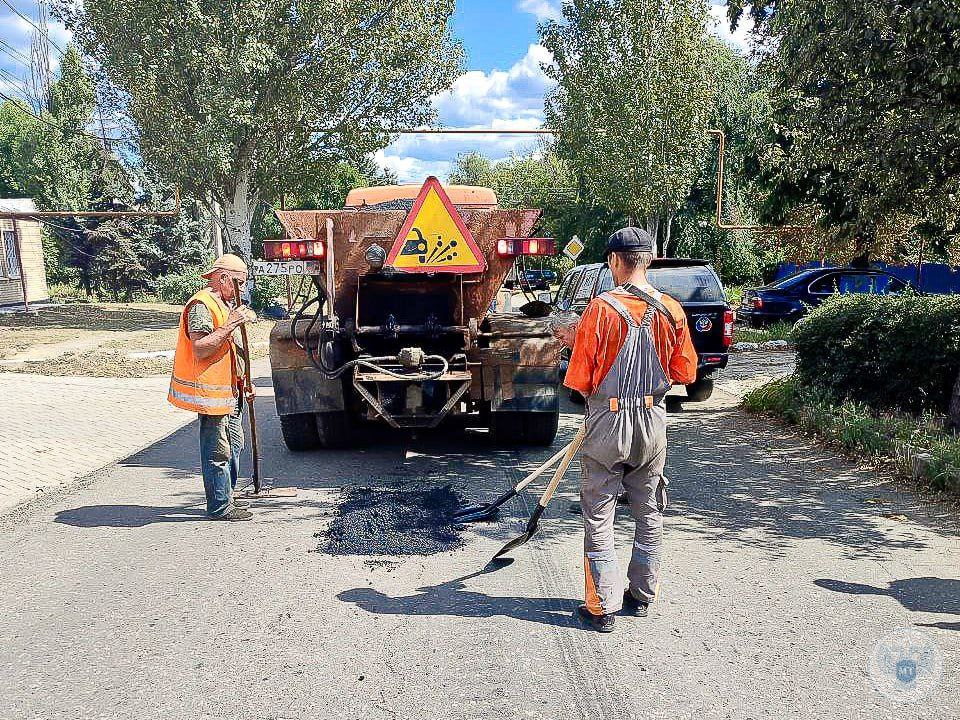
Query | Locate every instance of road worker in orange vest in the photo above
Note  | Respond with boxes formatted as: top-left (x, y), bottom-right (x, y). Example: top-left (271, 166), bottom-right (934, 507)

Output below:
top-left (554, 228), bottom-right (698, 632)
top-left (168, 254), bottom-right (256, 521)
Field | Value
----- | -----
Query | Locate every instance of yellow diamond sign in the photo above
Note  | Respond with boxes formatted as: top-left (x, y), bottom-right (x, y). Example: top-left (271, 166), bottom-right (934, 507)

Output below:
top-left (386, 177), bottom-right (486, 273)
top-left (563, 236), bottom-right (584, 261)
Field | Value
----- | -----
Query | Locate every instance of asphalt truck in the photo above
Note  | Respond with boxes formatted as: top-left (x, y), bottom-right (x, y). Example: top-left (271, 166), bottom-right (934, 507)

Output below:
top-left (256, 176), bottom-right (562, 451)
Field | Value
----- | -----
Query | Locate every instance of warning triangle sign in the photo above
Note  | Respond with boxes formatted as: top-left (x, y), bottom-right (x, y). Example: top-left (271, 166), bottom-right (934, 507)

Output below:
top-left (386, 177), bottom-right (487, 273)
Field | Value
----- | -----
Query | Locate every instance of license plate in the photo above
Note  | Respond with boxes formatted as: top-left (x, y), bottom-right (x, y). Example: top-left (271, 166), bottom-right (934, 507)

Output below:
top-left (252, 260), bottom-right (323, 276)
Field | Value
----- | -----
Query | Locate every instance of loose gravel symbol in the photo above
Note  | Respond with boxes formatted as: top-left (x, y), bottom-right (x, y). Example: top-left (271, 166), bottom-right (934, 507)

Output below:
top-left (320, 483), bottom-right (466, 556)
top-left (867, 627), bottom-right (942, 702)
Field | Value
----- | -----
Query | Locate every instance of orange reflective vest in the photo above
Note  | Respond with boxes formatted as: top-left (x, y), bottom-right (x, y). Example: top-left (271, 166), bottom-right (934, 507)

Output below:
top-left (168, 289), bottom-right (239, 415)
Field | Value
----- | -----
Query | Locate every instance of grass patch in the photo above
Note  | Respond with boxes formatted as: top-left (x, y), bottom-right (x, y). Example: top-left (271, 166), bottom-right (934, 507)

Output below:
top-left (734, 321), bottom-right (794, 344)
top-left (743, 374), bottom-right (960, 494)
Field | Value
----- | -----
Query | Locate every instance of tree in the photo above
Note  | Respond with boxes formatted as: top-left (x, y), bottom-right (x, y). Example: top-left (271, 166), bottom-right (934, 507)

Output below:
top-left (542, 0), bottom-right (720, 247)
top-left (57, 0), bottom-right (463, 260)
top-left (731, 0), bottom-right (960, 262)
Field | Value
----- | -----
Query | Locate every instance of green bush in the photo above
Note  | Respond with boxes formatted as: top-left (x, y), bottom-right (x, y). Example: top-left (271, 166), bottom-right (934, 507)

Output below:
top-left (792, 293), bottom-right (960, 414)
top-left (155, 267), bottom-right (206, 304)
top-left (741, 375), bottom-right (801, 423)
top-left (250, 275), bottom-right (287, 311)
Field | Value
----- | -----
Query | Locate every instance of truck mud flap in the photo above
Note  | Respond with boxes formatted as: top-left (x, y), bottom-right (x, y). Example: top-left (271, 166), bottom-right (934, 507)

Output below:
top-left (272, 367), bottom-right (345, 416)
top-left (488, 366), bottom-right (560, 412)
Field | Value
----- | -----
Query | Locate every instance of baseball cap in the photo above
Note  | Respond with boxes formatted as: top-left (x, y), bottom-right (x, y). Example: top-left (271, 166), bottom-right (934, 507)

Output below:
top-left (201, 253), bottom-right (248, 279)
top-left (606, 227), bottom-right (654, 255)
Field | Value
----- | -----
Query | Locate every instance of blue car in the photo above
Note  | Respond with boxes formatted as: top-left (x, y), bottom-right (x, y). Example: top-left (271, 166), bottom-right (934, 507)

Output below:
top-left (738, 267), bottom-right (911, 327)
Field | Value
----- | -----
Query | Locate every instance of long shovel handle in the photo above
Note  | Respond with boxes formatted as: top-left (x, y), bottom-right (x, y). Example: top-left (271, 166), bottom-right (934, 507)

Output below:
top-left (514, 442), bottom-right (572, 493)
top-left (233, 279), bottom-right (260, 493)
top-left (533, 425), bottom-right (585, 512)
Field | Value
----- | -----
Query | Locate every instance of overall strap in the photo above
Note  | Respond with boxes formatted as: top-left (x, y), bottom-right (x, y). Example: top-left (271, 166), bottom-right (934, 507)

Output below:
top-left (620, 283), bottom-right (678, 332)
top-left (597, 292), bottom-right (639, 328)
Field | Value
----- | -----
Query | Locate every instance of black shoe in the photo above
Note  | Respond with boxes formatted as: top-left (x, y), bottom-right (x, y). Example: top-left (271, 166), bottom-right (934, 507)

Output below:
top-left (577, 605), bottom-right (615, 633)
top-left (621, 591), bottom-right (649, 617)
top-left (210, 508), bottom-right (253, 521)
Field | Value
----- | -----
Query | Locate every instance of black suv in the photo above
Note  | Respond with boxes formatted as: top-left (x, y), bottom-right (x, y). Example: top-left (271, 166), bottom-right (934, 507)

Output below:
top-left (554, 259), bottom-right (733, 401)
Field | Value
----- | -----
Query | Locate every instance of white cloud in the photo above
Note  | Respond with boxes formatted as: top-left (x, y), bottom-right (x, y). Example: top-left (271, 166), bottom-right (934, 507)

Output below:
top-left (709, 2), bottom-right (753, 54)
top-left (378, 44), bottom-right (555, 183)
top-left (517, 0), bottom-right (562, 22)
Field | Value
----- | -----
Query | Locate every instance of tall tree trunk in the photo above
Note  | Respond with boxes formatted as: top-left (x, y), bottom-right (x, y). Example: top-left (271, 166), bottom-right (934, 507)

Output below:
top-left (950, 369), bottom-right (960, 429)
top-left (220, 152), bottom-right (258, 261)
top-left (663, 211), bottom-right (674, 257)
top-left (645, 216), bottom-right (660, 249)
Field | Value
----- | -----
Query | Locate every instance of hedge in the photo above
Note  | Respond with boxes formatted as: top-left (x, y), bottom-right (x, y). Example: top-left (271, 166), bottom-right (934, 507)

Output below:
top-left (792, 292), bottom-right (960, 414)
top-left (156, 267), bottom-right (286, 311)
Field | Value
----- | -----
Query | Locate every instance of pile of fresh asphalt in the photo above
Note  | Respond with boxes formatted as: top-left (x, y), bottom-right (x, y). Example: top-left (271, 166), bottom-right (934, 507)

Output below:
top-left (320, 482), bottom-right (466, 556)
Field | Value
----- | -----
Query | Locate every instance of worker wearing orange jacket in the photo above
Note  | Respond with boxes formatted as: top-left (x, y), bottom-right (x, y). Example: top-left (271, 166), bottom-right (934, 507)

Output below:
top-left (554, 228), bottom-right (698, 633)
top-left (168, 254), bottom-right (255, 521)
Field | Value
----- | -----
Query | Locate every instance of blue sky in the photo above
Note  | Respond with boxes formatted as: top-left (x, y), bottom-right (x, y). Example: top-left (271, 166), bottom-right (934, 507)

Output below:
top-left (0, 0), bottom-right (752, 183)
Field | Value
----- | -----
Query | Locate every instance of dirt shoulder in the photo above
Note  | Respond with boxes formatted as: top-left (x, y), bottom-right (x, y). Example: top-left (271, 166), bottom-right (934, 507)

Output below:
top-left (0, 302), bottom-right (272, 378)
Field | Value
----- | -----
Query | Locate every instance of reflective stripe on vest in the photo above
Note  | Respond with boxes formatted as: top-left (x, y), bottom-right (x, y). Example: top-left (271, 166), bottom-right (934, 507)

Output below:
top-left (167, 288), bottom-right (239, 415)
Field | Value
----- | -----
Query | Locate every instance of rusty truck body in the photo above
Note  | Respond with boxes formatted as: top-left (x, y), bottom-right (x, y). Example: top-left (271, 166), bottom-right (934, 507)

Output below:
top-left (260, 177), bottom-right (562, 451)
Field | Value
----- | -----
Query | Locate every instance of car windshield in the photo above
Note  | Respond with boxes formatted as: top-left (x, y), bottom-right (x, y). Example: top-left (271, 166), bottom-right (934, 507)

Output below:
top-left (647, 265), bottom-right (724, 303)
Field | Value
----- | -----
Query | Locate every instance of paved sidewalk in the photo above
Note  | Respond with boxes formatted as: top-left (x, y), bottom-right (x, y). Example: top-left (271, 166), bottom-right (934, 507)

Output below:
top-left (0, 359), bottom-right (269, 515)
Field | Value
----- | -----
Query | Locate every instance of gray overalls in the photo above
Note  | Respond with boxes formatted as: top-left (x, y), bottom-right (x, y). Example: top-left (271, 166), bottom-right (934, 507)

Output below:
top-left (581, 288), bottom-right (672, 615)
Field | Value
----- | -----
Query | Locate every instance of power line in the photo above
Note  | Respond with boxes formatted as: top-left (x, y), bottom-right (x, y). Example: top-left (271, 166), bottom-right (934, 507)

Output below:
top-left (0, 88), bottom-right (127, 144)
top-left (0, 0), bottom-right (66, 56)
top-left (0, 38), bottom-right (32, 66)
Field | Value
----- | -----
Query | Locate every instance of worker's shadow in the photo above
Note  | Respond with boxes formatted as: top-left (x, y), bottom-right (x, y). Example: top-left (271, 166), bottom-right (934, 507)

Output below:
top-left (338, 559), bottom-right (579, 629)
top-left (816, 577), bottom-right (960, 631)
top-left (54, 504), bottom-right (207, 528)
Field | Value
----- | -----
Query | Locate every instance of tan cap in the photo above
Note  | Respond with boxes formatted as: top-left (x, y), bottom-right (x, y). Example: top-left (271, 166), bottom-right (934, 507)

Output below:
top-left (201, 253), bottom-right (248, 279)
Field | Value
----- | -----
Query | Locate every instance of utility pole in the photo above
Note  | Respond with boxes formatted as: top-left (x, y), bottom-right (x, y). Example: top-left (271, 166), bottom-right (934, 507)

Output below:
top-left (9, 219), bottom-right (30, 314)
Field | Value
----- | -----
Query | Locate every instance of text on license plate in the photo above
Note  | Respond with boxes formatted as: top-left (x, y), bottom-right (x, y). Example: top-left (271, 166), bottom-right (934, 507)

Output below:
top-left (252, 261), bottom-right (323, 276)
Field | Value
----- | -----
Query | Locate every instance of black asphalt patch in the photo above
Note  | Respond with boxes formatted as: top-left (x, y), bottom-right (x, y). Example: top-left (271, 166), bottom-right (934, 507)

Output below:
top-left (320, 483), bottom-right (465, 556)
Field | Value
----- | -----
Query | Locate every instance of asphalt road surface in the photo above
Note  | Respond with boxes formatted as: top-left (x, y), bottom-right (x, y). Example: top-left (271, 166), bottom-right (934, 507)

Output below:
top-left (1, 369), bottom-right (958, 719)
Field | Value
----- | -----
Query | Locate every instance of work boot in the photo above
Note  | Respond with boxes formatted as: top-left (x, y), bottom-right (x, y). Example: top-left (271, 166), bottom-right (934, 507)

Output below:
top-left (210, 508), bottom-right (253, 521)
top-left (621, 590), bottom-right (649, 618)
top-left (232, 499), bottom-right (251, 509)
top-left (577, 605), bottom-right (615, 633)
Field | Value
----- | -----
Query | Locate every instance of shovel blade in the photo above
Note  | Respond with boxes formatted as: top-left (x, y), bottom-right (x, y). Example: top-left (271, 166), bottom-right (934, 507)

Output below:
top-left (492, 506), bottom-right (545, 559)
top-left (454, 506), bottom-right (499, 523)
top-left (453, 488), bottom-right (518, 522)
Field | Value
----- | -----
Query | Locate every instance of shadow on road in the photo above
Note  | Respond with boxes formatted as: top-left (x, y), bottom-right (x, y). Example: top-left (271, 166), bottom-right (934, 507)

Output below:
top-left (54, 504), bottom-right (206, 527)
top-left (815, 577), bottom-right (960, 624)
top-left (338, 558), bottom-right (581, 629)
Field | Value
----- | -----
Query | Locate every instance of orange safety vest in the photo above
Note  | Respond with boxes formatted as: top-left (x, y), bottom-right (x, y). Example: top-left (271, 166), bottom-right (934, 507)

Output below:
top-left (167, 288), bottom-right (239, 415)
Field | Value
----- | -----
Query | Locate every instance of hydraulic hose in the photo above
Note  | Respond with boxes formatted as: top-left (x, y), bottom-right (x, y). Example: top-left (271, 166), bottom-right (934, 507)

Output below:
top-left (289, 276), bottom-right (451, 381)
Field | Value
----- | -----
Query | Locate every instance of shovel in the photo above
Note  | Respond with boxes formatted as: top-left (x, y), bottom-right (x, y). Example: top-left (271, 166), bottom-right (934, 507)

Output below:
top-left (453, 441), bottom-right (573, 522)
top-left (493, 426), bottom-right (585, 559)
top-left (232, 278), bottom-right (297, 500)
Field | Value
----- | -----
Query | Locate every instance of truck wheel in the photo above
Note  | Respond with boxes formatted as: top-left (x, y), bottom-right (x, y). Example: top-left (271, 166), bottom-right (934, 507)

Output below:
top-left (685, 378), bottom-right (715, 402)
top-left (280, 413), bottom-right (321, 452)
top-left (491, 411), bottom-right (559, 446)
top-left (315, 411), bottom-right (355, 449)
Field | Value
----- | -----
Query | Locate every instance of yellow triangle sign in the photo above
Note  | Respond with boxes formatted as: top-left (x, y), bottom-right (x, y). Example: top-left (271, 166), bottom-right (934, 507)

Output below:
top-left (386, 177), bottom-right (487, 273)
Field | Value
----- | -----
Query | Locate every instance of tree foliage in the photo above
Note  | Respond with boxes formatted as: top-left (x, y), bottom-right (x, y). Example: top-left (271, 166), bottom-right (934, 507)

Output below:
top-left (542, 0), bottom-right (720, 238)
top-left (56, 0), bottom-right (463, 259)
top-left (735, 0), bottom-right (960, 262)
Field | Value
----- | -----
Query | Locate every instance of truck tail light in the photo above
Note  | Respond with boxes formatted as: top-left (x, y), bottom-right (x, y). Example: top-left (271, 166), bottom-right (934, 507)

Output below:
top-left (496, 238), bottom-right (557, 257)
top-left (751, 296), bottom-right (763, 309)
top-left (263, 239), bottom-right (325, 260)
top-left (723, 309), bottom-right (735, 347)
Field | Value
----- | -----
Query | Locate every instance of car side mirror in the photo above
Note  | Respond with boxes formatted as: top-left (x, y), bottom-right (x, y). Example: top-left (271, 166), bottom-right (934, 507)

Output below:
top-left (537, 291), bottom-right (553, 305)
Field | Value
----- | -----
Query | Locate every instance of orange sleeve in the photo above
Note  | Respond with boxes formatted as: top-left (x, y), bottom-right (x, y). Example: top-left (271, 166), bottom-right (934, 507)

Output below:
top-left (669, 308), bottom-right (698, 385)
top-left (563, 300), bottom-right (604, 396)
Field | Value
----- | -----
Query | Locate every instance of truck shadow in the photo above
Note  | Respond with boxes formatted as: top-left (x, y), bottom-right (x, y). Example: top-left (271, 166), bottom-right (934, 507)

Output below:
top-left (338, 559), bottom-right (581, 630)
top-left (54, 504), bottom-right (207, 527)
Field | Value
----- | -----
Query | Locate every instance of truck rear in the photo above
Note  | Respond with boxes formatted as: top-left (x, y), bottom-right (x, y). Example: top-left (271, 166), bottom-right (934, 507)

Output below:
top-left (258, 177), bottom-right (562, 450)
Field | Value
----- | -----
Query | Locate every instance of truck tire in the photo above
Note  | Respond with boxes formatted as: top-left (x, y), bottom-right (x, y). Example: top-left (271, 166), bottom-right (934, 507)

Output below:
top-left (280, 413), bottom-right (321, 452)
top-left (491, 411), bottom-right (559, 446)
top-left (315, 411), bottom-right (355, 449)
top-left (685, 378), bottom-right (715, 402)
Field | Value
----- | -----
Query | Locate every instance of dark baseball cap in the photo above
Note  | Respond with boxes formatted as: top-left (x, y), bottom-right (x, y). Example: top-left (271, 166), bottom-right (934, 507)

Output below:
top-left (606, 227), bottom-right (654, 255)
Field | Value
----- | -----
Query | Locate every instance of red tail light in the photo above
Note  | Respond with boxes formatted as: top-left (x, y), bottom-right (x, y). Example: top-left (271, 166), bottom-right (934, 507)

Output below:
top-left (723, 309), bottom-right (735, 347)
top-left (263, 239), bottom-right (325, 260)
top-left (496, 238), bottom-right (557, 257)
top-left (751, 296), bottom-right (763, 309)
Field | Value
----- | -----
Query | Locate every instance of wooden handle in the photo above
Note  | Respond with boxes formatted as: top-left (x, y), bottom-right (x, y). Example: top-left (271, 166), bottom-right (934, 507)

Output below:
top-left (514, 442), bottom-right (571, 493)
top-left (534, 426), bottom-right (585, 509)
top-left (233, 278), bottom-right (260, 492)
